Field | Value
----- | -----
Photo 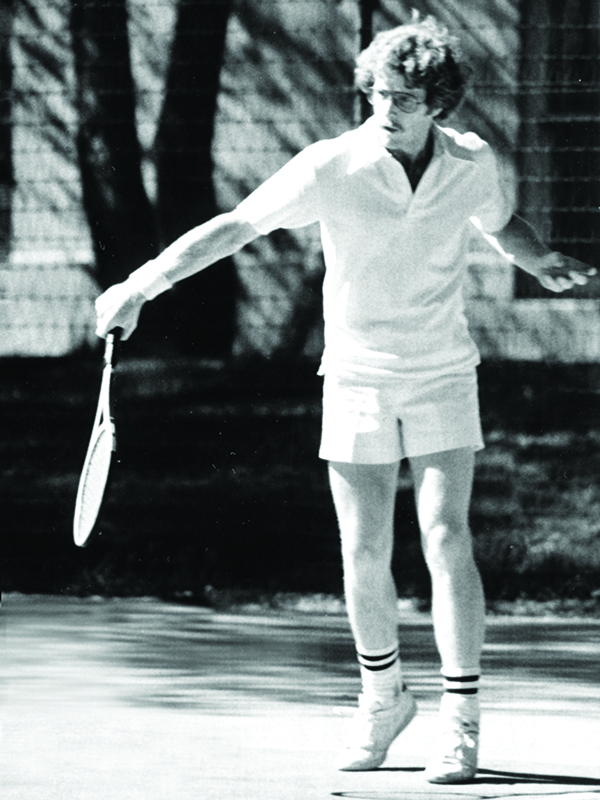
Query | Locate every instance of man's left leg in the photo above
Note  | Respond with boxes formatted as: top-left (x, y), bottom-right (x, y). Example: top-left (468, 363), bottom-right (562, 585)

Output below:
top-left (410, 447), bottom-right (485, 783)
top-left (329, 461), bottom-right (417, 771)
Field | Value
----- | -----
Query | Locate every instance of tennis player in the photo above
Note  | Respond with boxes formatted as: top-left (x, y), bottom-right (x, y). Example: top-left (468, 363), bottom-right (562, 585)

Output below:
top-left (96, 15), bottom-right (596, 783)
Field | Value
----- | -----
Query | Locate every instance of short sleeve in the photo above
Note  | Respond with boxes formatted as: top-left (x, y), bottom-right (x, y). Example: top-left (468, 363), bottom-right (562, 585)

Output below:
top-left (470, 143), bottom-right (514, 234)
top-left (235, 145), bottom-right (322, 235)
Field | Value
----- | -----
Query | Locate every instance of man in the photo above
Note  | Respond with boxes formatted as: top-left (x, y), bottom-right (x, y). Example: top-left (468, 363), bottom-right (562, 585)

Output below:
top-left (96, 15), bottom-right (595, 784)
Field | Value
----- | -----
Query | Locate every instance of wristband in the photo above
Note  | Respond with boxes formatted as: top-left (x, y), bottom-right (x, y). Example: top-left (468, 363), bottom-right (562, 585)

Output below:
top-left (126, 261), bottom-right (173, 300)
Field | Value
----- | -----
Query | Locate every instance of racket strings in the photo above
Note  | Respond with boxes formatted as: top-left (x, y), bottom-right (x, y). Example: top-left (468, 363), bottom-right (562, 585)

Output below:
top-left (74, 428), bottom-right (114, 546)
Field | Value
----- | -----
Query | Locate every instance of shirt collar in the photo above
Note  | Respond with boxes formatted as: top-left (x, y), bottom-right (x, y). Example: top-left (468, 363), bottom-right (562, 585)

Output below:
top-left (357, 116), bottom-right (476, 166)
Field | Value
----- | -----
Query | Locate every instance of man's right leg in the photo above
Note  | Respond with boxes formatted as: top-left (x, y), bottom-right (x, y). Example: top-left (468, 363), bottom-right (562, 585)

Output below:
top-left (329, 460), bottom-right (400, 652)
top-left (329, 461), bottom-right (417, 771)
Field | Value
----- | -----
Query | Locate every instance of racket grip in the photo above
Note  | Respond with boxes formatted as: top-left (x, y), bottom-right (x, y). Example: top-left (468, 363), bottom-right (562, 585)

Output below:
top-left (105, 327), bottom-right (123, 367)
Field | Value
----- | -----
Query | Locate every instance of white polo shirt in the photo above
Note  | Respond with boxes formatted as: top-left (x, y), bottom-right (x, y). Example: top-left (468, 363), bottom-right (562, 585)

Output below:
top-left (235, 117), bottom-right (512, 380)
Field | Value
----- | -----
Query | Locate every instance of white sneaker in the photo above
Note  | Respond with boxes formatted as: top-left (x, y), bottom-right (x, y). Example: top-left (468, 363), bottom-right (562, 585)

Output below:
top-left (336, 685), bottom-right (417, 771)
top-left (424, 694), bottom-right (480, 784)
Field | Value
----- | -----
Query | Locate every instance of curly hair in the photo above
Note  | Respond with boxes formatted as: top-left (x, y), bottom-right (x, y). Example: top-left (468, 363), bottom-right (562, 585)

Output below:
top-left (355, 14), bottom-right (470, 120)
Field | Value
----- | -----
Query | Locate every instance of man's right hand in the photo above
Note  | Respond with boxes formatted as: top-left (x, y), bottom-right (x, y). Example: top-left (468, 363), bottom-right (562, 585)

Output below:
top-left (95, 283), bottom-right (146, 340)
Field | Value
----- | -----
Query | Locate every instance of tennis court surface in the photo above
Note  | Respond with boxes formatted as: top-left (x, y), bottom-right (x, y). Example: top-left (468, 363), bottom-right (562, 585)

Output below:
top-left (3, 595), bottom-right (600, 800)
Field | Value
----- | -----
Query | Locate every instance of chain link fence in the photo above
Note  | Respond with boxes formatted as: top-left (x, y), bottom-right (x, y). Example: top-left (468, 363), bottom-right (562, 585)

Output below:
top-left (1, 0), bottom-right (598, 358)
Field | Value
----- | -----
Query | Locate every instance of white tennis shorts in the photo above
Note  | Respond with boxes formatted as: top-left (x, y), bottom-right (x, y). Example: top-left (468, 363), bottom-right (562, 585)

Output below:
top-left (319, 369), bottom-right (484, 464)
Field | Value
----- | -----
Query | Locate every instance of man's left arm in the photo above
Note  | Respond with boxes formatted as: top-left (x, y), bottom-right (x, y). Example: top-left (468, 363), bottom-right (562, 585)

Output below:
top-left (481, 213), bottom-right (596, 292)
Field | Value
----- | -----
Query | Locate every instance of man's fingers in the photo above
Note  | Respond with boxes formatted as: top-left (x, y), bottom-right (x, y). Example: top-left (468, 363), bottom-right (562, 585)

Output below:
top-left (540, 265), bottom-right (597, 292)
top-left (96, 312), bottom-right (137, 340)
top-left (569, 271), bottom-right (590, 285)
top-left (95, 284), bottom-right (142, 340)
top-left (539, 274), bottom-right (569, 292)
top-left (556, 276), bottom-right (574, 290)
top-left (96, 320), bottom-right (133, 340)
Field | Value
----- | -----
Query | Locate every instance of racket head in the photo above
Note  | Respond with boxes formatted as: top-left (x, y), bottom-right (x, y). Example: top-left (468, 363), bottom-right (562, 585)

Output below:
top-left (73, 329), bottom-right (121, 548)
top-left (73, 421), bottom-right (116, 547)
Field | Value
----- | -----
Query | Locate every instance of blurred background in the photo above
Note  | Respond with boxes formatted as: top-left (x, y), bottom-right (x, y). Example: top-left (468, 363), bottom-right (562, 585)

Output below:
top-left (2, 0), bottom-right (600, 610)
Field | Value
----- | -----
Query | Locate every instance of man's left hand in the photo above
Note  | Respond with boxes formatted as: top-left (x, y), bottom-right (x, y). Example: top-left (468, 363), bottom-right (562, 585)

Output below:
top-left (533, 252), bottom-right (597, 292)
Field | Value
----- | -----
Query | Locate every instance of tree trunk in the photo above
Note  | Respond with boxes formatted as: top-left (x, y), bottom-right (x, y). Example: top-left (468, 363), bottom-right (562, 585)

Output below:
top-left (0, 0), bottom-right (14, 261)
top-left (70, 0), bottom-right (158, 291)
top-left (153, 0), bottom-right (236, 356)
top-left (358, 0), bottom-right (378, 123)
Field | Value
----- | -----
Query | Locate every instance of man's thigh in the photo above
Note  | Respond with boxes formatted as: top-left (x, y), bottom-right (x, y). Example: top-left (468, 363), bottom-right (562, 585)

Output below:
top-left (410, 448), bottom-right (475, 534)
top-left (328, 461), bottom-right (400, 549)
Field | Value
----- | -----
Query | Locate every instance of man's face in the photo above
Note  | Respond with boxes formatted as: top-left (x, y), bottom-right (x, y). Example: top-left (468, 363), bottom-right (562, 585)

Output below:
top-left (369, 68), bottom-right (439, 155)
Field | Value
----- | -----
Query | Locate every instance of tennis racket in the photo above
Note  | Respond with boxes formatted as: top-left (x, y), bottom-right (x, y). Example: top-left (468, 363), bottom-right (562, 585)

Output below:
top-left (73, 328), bottom-right (122, 547)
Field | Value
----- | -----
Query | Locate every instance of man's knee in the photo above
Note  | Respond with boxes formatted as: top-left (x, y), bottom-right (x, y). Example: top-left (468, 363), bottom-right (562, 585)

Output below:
top-left (421, 521), bottom-right (474, 574)
top-left (341, 532), bottom-right (392, 567)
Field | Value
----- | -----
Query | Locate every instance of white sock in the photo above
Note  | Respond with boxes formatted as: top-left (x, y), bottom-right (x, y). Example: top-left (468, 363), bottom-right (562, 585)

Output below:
top-left (441, 666), bottom-right (480, 696)
top-left (440, 667), bottom-right (480, 718)
top-left (357, 643), bottom-right (402, 703)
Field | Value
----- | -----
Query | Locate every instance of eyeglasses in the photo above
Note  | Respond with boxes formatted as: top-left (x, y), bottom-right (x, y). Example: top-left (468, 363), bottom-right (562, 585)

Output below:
top-left (370, 89), bottom-right (425, 114)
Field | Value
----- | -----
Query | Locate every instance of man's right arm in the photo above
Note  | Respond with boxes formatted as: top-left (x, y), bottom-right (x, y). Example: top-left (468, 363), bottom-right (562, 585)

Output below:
top-left (95, 211), bottom-right (259, 339)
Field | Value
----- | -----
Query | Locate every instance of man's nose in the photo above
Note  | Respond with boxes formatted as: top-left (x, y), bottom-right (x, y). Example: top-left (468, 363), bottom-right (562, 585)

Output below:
top-left (380, 102), bottom-right (400, 124)
top-left (380, 95), bottom-right (396, 114)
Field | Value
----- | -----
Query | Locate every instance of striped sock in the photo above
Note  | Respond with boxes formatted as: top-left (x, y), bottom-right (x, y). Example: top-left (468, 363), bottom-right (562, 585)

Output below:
top-left (441, 667), bottom-right (480, 696)
top-left (357, 644), bottom-right (402, 702)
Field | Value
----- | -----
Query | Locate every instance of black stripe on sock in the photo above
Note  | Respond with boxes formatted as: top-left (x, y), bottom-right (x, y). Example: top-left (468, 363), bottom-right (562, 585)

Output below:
top-left (358, 649), bottom-right (398, 663)
top-left (445, 687), bottom-right (479, 694)
top-left (360, 659), bottom-right (398, 672)
top-left (442, 674), bottom-right (479, 683)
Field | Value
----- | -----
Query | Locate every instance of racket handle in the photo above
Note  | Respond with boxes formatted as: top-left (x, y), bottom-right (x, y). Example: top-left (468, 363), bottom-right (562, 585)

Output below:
top-left (105, 327), bottom-right (123, 368)
top-left (111, 327), bottom-right (123, 344)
